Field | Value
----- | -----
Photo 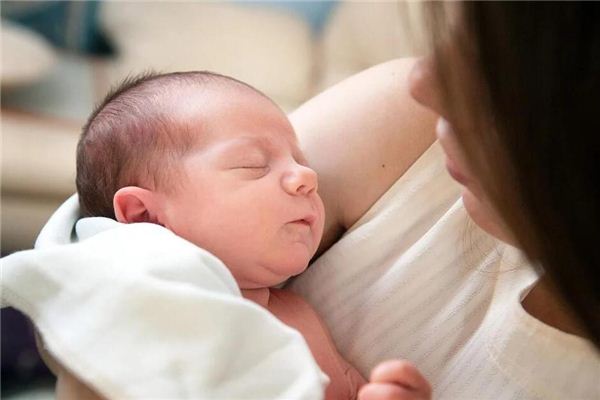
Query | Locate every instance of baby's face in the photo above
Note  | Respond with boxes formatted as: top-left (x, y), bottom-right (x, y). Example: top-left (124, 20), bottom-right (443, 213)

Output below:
top-left (161, 88), bottom-right (325, 288)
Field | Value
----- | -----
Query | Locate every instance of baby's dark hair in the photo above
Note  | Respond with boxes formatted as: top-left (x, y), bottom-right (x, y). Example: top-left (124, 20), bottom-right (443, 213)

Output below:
top-left (77, 71), bottom-right (267, 219)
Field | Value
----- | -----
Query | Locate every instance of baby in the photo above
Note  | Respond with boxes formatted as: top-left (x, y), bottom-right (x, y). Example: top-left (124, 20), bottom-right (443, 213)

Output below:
top-left (76, 71), bottom-right (365, 399)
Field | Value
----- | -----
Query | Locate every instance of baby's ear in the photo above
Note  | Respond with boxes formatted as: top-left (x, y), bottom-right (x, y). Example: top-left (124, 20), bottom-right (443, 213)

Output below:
top-left (113, 186), bottom-right (162, 225)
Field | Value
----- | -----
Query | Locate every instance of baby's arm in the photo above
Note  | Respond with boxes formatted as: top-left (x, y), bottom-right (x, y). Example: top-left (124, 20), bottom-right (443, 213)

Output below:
top-left (37, 349), bottom-right (105, 400)
top-left (359, 360), bottom-right (431, 400)
top-left (35, 333), bottom-right (105, 400)
top-left (55, 366), bottom-right (106, 400)
top-left (290, 58), bottom-right (437, 257)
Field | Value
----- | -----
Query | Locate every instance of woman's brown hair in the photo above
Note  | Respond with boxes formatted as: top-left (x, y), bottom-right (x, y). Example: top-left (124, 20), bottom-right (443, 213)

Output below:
top-left (425, 2), bottom-right (599, 344)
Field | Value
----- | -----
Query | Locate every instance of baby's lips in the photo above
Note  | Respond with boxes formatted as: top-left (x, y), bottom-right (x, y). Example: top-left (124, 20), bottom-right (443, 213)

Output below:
top-left (289, 213), bottom-right (317, 227)
top-left (302, 214), bottom-right (317, 226)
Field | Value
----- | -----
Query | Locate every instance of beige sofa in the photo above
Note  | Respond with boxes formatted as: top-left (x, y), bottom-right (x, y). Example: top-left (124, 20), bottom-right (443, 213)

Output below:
top-left (1, 1), bottom-right (424, 253)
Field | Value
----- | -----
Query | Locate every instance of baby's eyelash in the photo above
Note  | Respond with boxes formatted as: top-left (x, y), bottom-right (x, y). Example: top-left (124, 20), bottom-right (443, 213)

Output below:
top-left (236, 165), bottom-right (270, 178)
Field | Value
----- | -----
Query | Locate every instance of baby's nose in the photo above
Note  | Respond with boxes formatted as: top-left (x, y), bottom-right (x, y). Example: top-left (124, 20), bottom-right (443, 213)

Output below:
top-left (282, 165), bottom-right (318, 196)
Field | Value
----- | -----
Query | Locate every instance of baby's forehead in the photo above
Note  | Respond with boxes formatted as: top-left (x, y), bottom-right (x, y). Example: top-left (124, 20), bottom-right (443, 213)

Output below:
top-left (168, 86), bottom-right (297, 146)
top-left (166, 81), bottom-right (273, 116)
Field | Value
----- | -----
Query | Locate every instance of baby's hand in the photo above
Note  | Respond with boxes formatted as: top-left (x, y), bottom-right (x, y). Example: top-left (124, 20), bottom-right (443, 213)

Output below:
top-left (357, 360), bottom-right (431, 400)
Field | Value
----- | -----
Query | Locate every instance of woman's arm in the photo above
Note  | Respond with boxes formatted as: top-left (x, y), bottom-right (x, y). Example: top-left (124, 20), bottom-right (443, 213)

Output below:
top-left (291, 58), bottom-right (437, 256)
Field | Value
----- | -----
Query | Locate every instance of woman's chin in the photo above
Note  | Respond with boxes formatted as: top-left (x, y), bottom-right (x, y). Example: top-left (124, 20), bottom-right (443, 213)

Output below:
top-left (462, 188), bottom-right (515, 245)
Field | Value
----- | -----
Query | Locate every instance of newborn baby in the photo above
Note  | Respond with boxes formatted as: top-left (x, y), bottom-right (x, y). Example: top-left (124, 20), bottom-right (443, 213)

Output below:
top-left (76, 71), bottom-right (365, 399)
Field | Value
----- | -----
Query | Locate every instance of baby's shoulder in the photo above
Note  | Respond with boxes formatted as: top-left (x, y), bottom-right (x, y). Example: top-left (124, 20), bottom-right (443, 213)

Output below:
top-left (268, 288), bottom-right (340, 350)
top-left (267, 288), bottom-right (323, 325)
top-left (268, 288), bottom-right (313, 309)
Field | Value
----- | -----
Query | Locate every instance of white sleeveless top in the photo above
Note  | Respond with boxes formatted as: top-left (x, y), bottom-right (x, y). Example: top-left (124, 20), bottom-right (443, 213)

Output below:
top-left (289, 142), bottom-right (600, 399)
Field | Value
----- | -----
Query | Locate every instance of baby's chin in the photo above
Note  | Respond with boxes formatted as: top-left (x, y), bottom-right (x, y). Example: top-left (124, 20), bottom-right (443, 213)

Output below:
top-left (246, 259), bottom-right (310, 289)
top-left (281, 249), bottom-right (314, 273)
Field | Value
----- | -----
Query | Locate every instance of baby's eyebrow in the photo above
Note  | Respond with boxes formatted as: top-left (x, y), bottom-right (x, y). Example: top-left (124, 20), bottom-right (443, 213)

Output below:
top-left (237, 136), bottom-right (269, 148)
top-left (218, 137), bottom-right (269, 157)
top-left (220, 135), bottom-right (304, 161)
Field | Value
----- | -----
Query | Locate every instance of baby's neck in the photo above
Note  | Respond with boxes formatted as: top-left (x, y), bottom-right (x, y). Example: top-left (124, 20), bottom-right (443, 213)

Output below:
top-left (241, 287), bottom-right (271, 308)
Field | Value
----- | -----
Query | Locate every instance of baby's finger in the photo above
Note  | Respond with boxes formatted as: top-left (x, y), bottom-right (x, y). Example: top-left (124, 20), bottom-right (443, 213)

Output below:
top-left (358, 382), bottom-right (425, 400)
top-left (369, 360), bottom-right (431, 396)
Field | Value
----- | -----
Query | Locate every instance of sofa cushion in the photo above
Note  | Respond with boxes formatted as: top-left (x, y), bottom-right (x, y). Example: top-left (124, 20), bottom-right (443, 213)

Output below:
top-left (1, 112), bottom-right (79, 251)
top-left (1, 111), bottom-right (78, 198)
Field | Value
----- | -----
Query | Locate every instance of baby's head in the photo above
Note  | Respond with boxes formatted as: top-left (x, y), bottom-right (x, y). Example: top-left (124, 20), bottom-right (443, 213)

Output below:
top-left (77, 71), bottom-right (325, 288)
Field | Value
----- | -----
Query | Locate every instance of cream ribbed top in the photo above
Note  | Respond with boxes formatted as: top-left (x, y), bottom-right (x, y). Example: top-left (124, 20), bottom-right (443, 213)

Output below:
top-left (289, 142), bottom-right (600, 399)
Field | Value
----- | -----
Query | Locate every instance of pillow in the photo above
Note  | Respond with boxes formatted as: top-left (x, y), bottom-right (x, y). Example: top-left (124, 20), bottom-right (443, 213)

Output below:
top-left (98, 2), bottom-right (314, 111)
top-left (0, 20), bottom-right (56, 88)
top-left (1, 1), bottom-right (111, 55)
top-left (235, 1), bottom-right (339, 34)
top-left (317, 1), bottom-right (427, 90)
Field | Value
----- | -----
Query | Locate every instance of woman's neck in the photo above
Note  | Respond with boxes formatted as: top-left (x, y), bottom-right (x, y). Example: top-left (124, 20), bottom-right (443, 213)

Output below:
top-left (522, 277), bottom-right (588, 338)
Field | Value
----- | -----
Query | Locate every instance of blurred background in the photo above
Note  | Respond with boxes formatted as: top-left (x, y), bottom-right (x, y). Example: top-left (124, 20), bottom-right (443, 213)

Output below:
top-left (1, 1), bottom-right (424, 397)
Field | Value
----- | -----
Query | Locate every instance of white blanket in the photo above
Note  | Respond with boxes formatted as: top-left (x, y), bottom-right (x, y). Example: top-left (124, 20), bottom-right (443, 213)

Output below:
top-left (1, 195), bottom-right (328, 399)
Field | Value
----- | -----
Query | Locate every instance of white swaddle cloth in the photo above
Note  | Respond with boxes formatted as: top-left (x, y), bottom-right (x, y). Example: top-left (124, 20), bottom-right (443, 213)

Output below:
top-left (1, 196), bottom-right (328, 399)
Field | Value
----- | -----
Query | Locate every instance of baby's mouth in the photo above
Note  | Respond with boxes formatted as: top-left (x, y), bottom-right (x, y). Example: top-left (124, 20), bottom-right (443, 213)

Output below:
top-left (289, 214), bottom-right (316, 228)
top-left (291, 219), bottom-right (311, 227)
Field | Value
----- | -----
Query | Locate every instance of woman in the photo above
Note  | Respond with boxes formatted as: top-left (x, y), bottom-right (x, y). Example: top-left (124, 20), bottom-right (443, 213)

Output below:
top-left (290, 2), bottom-right (599, 399)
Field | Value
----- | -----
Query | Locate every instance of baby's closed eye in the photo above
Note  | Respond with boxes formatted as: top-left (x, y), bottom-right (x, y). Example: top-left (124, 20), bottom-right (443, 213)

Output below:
top-left (230, 163), bottom-right (270, 178)
top-left (233, 164), bottom-right (268, 170)
top-left (228, 151), bottom-right (268, 169)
